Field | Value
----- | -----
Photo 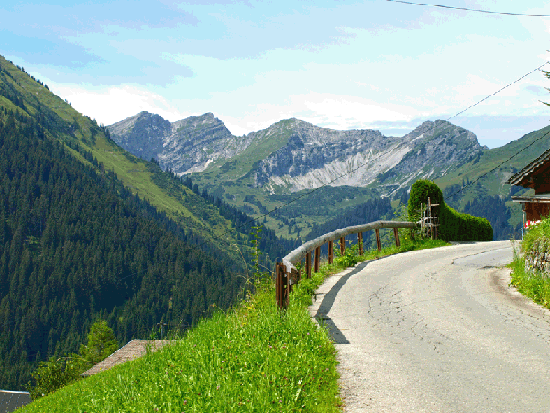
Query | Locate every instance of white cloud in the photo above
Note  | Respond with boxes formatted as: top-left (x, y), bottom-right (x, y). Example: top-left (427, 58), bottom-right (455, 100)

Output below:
top-left (48, 83), bottom-right (188, 125)
top-left (217, 92), bottom-right (420, 136)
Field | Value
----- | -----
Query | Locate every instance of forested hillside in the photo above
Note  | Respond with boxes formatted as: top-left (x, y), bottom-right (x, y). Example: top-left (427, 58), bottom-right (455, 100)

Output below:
top-left (0, 114), bottom-right (248, 390)
top-left (0, 56), bottom-right (299, 392)
top-left (442, 184), bottom-right (523, 240)
top-left (0, 55), bottom-right (276, 274)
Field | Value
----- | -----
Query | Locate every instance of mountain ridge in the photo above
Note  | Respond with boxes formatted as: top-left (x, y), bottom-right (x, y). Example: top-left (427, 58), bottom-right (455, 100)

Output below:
top-left (108, 113), bottom-right (486, 195)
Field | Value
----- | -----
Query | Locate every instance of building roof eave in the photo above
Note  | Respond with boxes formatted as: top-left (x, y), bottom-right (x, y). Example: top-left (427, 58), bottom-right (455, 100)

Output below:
top-left (506, 145), bottom-right (550, 186)
top-left (511, 194), bottom-right (550, 203)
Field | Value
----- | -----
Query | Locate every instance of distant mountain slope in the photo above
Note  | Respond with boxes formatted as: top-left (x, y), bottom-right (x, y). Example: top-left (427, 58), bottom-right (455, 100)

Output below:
top-left (107, 97), bottom-right (547, 244)
top-left (252, 119), bottom-right (484, 194)
top-left (0, 114), bottom-right (243, 391)
top-left (0, 55), bottom-right (257, 264)
top-left (435, 124), bottom-right (550, 240)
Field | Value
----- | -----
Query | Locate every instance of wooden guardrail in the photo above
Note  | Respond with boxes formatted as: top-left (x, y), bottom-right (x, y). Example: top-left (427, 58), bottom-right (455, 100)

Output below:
top-left (275, 220), bottom-right (419, 309)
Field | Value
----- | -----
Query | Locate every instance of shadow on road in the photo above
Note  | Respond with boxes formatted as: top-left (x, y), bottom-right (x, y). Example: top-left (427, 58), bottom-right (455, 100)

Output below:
top-left (315, 260), bottom-right (370, 344)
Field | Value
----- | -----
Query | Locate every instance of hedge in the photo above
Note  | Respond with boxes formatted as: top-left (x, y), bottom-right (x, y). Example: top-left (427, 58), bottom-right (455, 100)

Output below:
top-left (408, 179), bottom-right (493, 241)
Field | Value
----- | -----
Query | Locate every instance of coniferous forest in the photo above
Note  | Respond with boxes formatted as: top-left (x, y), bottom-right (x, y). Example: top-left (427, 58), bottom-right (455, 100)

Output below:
top-left (0, 114), bottom-right (245, 390)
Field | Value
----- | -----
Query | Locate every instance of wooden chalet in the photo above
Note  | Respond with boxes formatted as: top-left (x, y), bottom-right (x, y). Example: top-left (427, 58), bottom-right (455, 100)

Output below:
top-left (507, 147), bottom-right (550, 228)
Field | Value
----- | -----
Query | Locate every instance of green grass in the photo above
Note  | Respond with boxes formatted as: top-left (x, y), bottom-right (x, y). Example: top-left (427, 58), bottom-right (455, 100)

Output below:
top-left (21, 279), bottom-right (342, 413)
top-left (327, 236), bottom-right (450, 270)
top-left (508, 254), bottom-right (550, 310)
top-left (508, 217), bottom-right (550, 310)
top-left (20, 237), bottom-right (448, 413)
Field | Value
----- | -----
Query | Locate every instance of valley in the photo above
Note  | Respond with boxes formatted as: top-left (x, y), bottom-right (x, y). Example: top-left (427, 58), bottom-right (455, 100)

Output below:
top-left (109, 110), bottom-right (550, 242)
top-left (1, 50), bottom-right (548, 395)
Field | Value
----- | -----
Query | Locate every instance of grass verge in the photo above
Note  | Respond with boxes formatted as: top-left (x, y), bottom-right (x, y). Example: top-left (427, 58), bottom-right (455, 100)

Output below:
top-left (20, 237), bottom-right (449, 413)
top-left (508, 252), bottom-right (550, 310)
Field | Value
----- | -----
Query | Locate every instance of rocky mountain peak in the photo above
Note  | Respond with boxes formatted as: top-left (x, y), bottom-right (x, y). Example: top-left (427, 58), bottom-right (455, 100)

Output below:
top-left (108, 112), bottom-right (251, 175)
top-left (172, 112), bottom-right (221, 131)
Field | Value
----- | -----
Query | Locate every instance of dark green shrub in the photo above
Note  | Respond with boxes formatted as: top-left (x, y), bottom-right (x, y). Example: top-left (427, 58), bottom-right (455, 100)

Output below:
top-left (438, 204), bottom-right (493, 241)
top-left (408, 179), bottom-right (493, 241)
top-left (407, 179), bottom-right (444, 223)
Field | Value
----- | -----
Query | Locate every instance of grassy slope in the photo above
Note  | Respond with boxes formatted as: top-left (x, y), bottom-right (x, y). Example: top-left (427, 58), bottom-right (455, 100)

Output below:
top-left (435, 124), bottom-right (550, 194)
top-left (0, 55), bottom-right (244, 258)
top-left (20, 237), bottom-right (449, 413)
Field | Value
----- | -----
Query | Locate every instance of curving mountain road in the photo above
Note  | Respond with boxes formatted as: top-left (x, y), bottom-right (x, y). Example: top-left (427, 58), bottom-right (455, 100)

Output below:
top-left (310, 241), bottom-right (550, 412)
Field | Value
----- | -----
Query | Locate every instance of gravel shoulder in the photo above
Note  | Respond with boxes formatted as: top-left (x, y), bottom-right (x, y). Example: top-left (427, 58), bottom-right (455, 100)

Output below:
top-left (309, 241), bottom-right (550, 413)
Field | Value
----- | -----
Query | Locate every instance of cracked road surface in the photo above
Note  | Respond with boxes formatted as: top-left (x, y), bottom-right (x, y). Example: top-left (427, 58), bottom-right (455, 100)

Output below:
top-left (309, 240), bottom-right (550, 412)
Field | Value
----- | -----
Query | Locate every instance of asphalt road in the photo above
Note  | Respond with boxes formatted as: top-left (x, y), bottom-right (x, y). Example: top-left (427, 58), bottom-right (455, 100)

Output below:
top-left (309, 240), bottom-right (550, 412)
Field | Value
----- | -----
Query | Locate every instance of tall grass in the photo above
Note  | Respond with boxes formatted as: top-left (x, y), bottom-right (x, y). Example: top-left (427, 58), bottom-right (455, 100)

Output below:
top-left (509, 243), bottom-right (550, 310)
top-left (20, 237), bottom-right (449, 413)
top-left (20, 278), bottom-right (341, 413)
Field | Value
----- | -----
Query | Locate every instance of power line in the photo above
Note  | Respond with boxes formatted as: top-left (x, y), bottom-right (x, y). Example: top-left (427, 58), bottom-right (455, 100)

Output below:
top-left (385, 0), bottom-right (550, 17)
top-left (447, 61), bottom-right (549, 121)
top-left (448, 127), bottom-right (550, 198)
top-left (441, 61), bottom-right (550, 198)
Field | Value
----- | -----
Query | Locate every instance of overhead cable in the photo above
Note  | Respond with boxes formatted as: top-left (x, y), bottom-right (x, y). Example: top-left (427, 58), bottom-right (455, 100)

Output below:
top-left (448, 127), bottom-right (550, 198)
top-left (385, 0), bottom-right (550, 17)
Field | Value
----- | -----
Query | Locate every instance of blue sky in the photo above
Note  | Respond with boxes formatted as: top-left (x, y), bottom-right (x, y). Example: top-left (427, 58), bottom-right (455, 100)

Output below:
top-left (2, 0), bottom-right (549, 148)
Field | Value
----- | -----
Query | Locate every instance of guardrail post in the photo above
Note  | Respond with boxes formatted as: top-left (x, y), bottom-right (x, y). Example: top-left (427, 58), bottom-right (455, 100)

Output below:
top-left (340, 237), bottom-right (345, 255)
top-left (292, 266), bottom-right (300, 287)
top-left (275, 263), bottom-right (282, 308)
top-left (305, 252), bottom-right (311, 278)
top-left (282, 269), bottom-right (289, 308)
top-left (393, 227), bottom-right (400, 247)
top-left (375, 228), bottom-right (381, 251)
top-left (314, 246), bottom-right (321, 272)
top-left (275, 263), bottom-right (289, 310)
top-left (358, 232), bottom-right (363, 255)
top-left (328, 241), bottom-right (333, 264)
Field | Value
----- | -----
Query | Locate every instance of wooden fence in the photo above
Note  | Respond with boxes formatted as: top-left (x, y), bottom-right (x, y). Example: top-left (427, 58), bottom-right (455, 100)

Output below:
top-left (275, 220), bottom-right (419, 309)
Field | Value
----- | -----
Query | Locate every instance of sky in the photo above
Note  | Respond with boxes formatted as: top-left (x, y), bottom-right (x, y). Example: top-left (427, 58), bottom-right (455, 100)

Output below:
top-left (1, 0), bottom-right (550, 148)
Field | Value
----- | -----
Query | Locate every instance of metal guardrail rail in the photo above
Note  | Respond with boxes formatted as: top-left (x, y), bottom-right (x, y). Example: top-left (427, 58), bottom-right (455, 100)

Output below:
top-left (275, 220), bottom-right (419, 309)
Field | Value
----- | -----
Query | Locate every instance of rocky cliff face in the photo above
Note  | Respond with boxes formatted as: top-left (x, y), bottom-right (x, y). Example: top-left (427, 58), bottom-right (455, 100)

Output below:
top-left (108, 111), bottom-right (171, 163)
top-left (108, 112), bottom-right (253, 174)
top-left (253, 119), bottom-right (485, 195)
